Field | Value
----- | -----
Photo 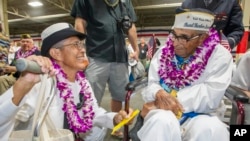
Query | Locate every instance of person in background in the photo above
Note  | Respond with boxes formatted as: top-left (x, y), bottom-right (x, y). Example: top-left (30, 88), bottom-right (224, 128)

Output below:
top-left (145, 36), bottom-right (161, 75)
top-left (138, 37), bottom-right (149, 69)
top-left (137, 8), bottom-right (233, 141)
top-left (0, 34), bottom-right (40, 95)
top-left (153, 37), bottom-right (161, 54)
top-left (231, 48), bottom-right (250, 97)
top-left (181, 0), bottom-right (244, 50)
top-left (70, 0), bottom-right (139, 116)
top-left (8, 40), bottom-right (21, 64)
top-left (126, 38), bottom-right (136, 67)
top-left (0, 22), bottom-right (134, 141)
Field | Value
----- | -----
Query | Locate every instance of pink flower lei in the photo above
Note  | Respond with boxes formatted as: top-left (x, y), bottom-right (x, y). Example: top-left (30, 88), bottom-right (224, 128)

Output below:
top-left (52, 60), bottom-right (95, 133)
top-left (158, 28), bottom-right (220, 90)
top-left (16, 46), bottom-right (38, 59)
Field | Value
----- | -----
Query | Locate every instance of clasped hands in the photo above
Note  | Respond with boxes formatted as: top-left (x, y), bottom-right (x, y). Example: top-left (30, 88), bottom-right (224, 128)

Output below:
top-left (141, 89), bottom-right (184, 118)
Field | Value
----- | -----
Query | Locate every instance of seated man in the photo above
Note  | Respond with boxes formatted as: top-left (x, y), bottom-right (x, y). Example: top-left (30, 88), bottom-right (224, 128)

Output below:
top-left (231, 50), bottom-right (250, 96)
top-left (137, 8), bottom-right (233, 141)
top-left (0, 34), bottom-right (40, 95)
top-left (230, 49), bottom-right (250, 125)
top-left (0, 23), bottom-right (133, 141)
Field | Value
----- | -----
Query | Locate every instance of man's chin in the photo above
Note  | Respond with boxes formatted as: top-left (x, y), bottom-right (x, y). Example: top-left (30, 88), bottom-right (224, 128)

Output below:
top-left (175, 52), bottom-right (188, 58)
top-left (80, 61), bottom-right (89, 71)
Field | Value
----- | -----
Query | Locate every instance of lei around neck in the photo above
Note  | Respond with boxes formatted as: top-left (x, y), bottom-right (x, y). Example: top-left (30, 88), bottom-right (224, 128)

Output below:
top-left (158, 28), bottom-right (220, 90)
top-left (52, 60), bottom-right (95, 133)
top-left (16, 46), bottom-right (38, 59)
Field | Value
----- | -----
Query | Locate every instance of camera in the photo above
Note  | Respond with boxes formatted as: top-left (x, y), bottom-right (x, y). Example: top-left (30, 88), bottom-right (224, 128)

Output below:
top-left (117, 15), bottom-right (132, 34)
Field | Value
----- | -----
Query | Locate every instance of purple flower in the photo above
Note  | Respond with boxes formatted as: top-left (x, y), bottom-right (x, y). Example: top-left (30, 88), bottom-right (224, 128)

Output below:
top-left (52, 60), bottom-right (95, 133)
top-left (158, 28), bottom-right (219, 89)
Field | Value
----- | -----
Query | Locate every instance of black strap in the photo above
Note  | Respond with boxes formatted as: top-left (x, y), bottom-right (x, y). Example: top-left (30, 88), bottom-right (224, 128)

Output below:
top-left (119, 0), bottom-right (126, 17)
top-left (204, 0), bottom-right (212, 7)
top-left (63, 112), bottom-right (70, 129)
top-left (63, 114), bottom-right (84, 140)
top-left (63, 94), bottom-right (85, 140)
top-left (107, 0), bottom-right (130, 21)
top-left (63, 93), bottom-right (84, 129)
top-left (107, 1), bottom-right (122, 21)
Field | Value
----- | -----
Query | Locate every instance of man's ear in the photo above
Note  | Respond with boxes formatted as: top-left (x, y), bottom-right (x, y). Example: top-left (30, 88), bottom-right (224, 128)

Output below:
top-left (49, 48), bottom-right (63, 61)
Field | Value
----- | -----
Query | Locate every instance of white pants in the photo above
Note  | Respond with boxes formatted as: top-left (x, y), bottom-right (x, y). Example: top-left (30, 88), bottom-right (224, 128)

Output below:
top-left (137, 109), bottom-right (229, 141)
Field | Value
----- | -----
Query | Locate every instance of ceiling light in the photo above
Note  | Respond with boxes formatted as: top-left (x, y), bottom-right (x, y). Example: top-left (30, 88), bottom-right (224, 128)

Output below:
top-left (28, 1), bottom-right (43, 7)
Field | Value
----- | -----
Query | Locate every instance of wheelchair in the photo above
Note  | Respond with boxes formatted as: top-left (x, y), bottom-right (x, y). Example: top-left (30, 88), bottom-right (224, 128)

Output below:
top-left (123, 78), bottom-right (250, 141)
top-left (224, 85), bottom-right (250, 125)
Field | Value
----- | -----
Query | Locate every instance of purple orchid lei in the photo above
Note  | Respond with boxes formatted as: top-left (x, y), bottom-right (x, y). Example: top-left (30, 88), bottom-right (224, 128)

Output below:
top-left (52, 60), bottom-right (95, 133)
top-left (16, 46), bottom-right (38, 59)
top-left (158, 28), bottom-right (220, 90)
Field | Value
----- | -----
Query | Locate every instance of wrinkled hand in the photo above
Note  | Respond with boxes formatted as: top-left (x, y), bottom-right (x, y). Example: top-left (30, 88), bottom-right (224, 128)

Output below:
top-left (2, 65), bottom-right (16, 74)
top-left (140, 101), bottom-right (157, 118)
top-left (18, 55), bottom-right (55, 84)
top-left (155, 89), bottom-right (184, 116)
top-left (12, 55), bottom-right (55, 106)
top-left (113, 108), bottom-right (134, 126)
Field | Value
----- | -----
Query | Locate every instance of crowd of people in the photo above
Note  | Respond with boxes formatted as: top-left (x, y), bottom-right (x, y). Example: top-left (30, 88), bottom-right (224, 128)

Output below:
top-left (0, 34), bottom-right (40, 95)
top-left (0, 0), bottom-right (248, 141)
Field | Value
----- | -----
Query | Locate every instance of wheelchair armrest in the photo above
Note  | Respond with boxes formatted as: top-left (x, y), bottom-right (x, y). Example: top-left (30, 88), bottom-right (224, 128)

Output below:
top-left (225, 85), bottom-right (249, 103)
top-left (125, 77), bottom-right (148, 91)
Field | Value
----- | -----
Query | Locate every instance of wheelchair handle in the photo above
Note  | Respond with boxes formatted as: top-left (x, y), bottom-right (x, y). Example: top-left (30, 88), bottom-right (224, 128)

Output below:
top-left (225, 85), bottom-right (249, 103)
top-left (125, 77), bottom-right (148, 91)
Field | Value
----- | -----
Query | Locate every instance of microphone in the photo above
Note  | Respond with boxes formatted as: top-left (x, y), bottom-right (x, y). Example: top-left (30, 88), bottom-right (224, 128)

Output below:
top-left (16, 58), bottom-right (43, 73)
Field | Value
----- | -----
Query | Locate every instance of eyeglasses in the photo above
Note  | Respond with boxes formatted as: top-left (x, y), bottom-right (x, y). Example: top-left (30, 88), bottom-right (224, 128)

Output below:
top-left (56, 41), bottom-right (85, 50)
top-left (170, 31), bottom-right (202, 44)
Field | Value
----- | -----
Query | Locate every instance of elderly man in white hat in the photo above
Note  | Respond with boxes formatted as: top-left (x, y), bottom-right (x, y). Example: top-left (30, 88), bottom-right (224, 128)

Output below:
top-left (0, 23), bottom-right (133, 141)
top-left (136, 8), bottom-right (233, 141)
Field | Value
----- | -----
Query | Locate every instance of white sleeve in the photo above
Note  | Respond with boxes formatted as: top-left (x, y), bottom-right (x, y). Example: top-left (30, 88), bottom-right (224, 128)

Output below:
top-left (177, 46), bottom-right (234, 113)
top-left (0, 87), bottom-right (33, 140)
top-left (0, 83), bottom-right (40, 140)
top-left (231, 51), bottom-right (250, 90)
top-left (93, 107), bottom-right (116, 129)
top-left (142, 44), bottom-right (233, 114)
top-left (88, 81), bottom-right (116, 129)
top-left (0, 88), bottom-right (20, 139)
